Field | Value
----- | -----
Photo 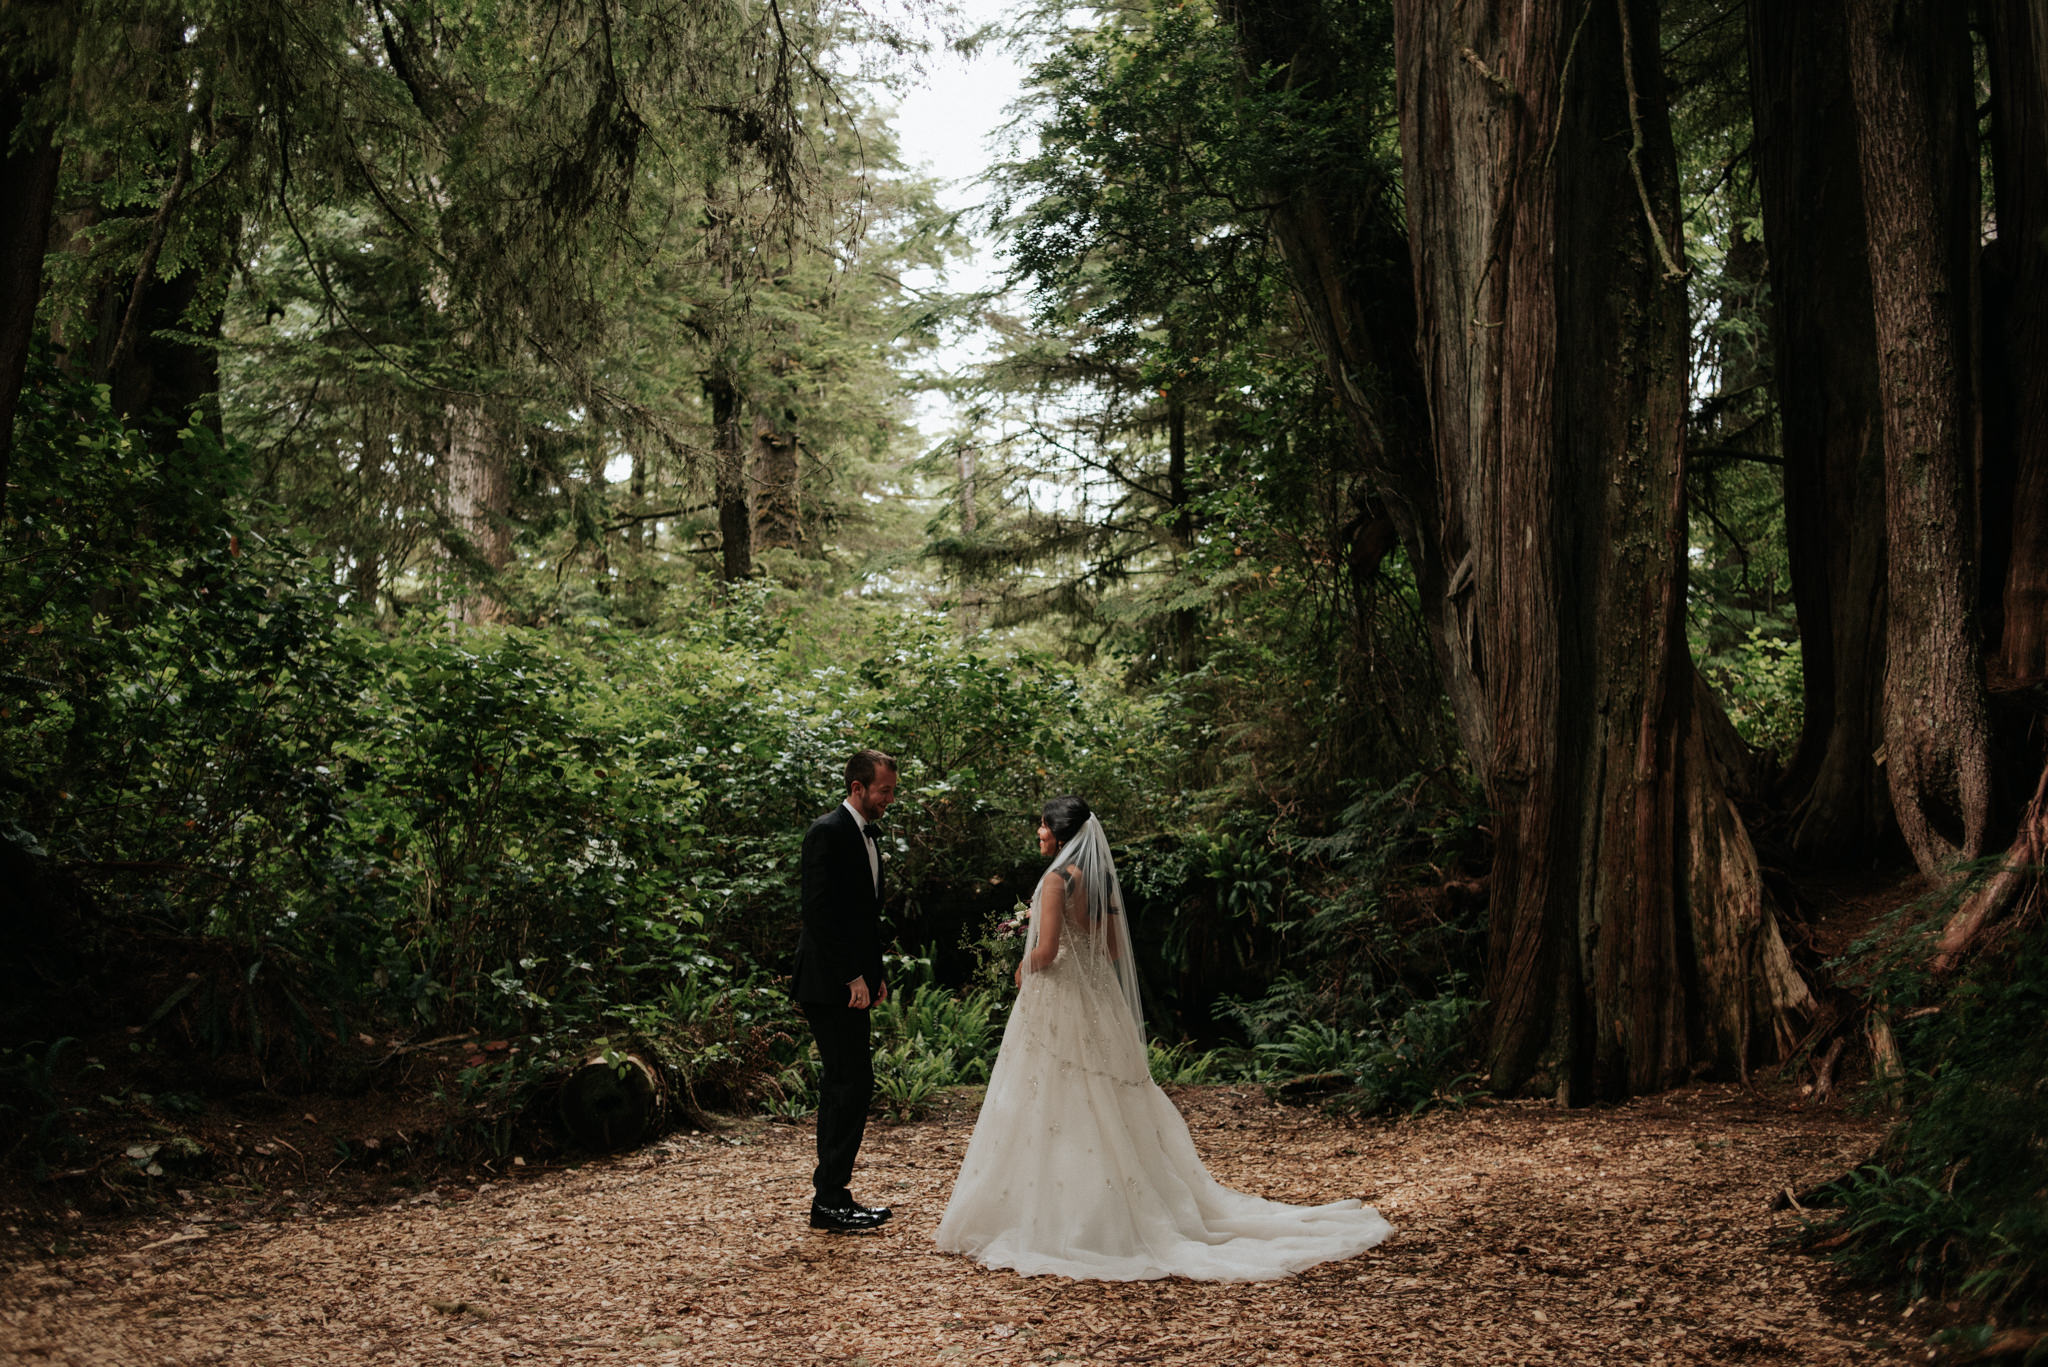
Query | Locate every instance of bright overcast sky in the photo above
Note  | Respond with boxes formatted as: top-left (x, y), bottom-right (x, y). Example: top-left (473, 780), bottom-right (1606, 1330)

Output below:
top-left (890, 3), bottom-right (1029, 294)
top-left (885, 1), bottom-right (1038, 436)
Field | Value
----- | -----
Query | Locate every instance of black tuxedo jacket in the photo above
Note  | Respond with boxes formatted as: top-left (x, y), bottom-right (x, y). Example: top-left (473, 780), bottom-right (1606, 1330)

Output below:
top-left (791, 804), bottom-right (888, 1004)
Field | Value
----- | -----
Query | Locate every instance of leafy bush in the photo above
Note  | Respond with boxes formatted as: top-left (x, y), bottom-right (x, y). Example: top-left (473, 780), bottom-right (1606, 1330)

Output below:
top-left (0, 1039), bottom-right (100, 1177)
top-left (872, 1039), bottom-right (956, 1122)
top-left (864, 954), bottom-right (1005, 1120)
top-left (1199, 776), bottom-right (1488, 1113)
top-left (1342, 992), bottom-right (1485, 1117)
top-left (1147, 1039), bottom-right (1225, 1085)
top-left (1823, 909), bottom-right (2048, 1320)
top-left (1699, 625), bottom-right (1803, 764)
top-left (0, 370), bottom-right (1157, 1100)
top-left (1, 359), bottom-right (1493, 1155)
top-left (1217, 974), bottom-right (1482, 1115)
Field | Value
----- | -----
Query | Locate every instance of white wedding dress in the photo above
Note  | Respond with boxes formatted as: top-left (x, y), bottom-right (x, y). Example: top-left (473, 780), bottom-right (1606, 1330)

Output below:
top-left (935, 816), bottom-right (1393, 1281)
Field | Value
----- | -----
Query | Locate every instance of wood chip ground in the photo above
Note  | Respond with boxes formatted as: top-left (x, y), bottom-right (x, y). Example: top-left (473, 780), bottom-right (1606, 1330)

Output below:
top-left (0, 1083), bottom-right (1933, 1365)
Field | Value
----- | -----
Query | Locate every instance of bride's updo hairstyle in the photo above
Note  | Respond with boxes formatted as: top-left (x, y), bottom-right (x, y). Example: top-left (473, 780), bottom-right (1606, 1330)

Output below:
top-left (1041, 796), bottom-right (1091, 850)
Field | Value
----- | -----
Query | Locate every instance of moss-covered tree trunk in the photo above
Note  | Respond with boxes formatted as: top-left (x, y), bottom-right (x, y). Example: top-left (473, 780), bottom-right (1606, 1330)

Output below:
top-left (1747, 0), bottom-right (1893, 865)
top-left (707, 371), bottom-right (751, 584)
top-left (751, 413), bottom-right (800, 553)
top-left (1843, 0), bottom-right (1992, 873)
top-left (442, 398), bottom-right (511, 624)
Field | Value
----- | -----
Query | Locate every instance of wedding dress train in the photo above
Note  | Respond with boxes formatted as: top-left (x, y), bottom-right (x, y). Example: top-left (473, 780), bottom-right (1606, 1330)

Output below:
top-left (935, 819), bottom-right (1392, 1281)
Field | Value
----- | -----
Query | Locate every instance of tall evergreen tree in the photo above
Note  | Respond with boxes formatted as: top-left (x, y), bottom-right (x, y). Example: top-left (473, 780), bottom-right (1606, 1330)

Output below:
top-left (1229, 0), bottom-right (1817, 1098)
top-left (1746, 0), bottom-right (1892, 865)
top-left (939, 3), bottom-right (1449, 802)
top-left (1842, 0), bottom-right (1993, 873)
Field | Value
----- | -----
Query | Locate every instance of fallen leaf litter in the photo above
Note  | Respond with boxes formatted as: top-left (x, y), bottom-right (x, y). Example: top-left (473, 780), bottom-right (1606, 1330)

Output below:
top-left (0, 1082), bottom-right (1928, 1365)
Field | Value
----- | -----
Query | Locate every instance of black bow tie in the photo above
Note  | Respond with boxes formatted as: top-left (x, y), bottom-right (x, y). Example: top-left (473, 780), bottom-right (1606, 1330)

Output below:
top-left (862, 824), bottom-right (880, 842)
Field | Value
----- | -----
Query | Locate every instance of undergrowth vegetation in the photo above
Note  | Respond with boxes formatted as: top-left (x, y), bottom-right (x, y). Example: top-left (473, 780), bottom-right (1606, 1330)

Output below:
top-left (1813, 883), bottom-right (2048, 1332)
top-left (0, 365), bottom-right (1489, 1172)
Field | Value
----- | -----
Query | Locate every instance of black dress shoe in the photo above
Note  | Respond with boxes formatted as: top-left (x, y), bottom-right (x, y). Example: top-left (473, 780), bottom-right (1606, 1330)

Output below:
top-left (848, 1199), bottom-right (892, 1225)
top-left (809, 1200), bottom-right (885, 1232)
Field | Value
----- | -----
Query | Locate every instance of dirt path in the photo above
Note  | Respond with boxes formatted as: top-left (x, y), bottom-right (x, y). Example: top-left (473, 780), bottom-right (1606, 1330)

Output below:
top-left (0, 1083), bottom-right (1925, 1366)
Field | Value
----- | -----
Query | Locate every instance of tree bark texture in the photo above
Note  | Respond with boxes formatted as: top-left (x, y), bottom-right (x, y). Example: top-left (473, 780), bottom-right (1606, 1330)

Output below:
top-left (1392, 0), bottom-right (1814, 1098)
top-left (627, 451), bottom-right (649, 553)
top-left (956, 443), bottom-right (979, 537)
top-left (1983, 0), bottom-right (2048, 685)
top-left (750, 414), bottom-right (800, 552)
top-left (1843, 0), bottom-right (1994, 871)
top-left (1746, 0), bottom-right (1894, 864)
top-left (443, 398), bottom-right (510, 625)
top-left (0, 85), bottom-right (61, 528)
top-left (707, 373), bottom-right (751, 583)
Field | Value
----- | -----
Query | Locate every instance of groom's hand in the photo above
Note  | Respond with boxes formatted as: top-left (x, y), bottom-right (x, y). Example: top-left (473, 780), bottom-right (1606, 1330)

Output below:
top-left (847, 976), bottom-right (871, 1009)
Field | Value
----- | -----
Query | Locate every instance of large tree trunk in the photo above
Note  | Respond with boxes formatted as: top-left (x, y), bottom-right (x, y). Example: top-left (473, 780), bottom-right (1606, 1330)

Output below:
top-left (706, 372), bottom-right (750, 583)
top-left (1984, 0), bottom-right (2048, 686)
top-left (1747, 0), bottom-right (1894, 865)
top-left (1843, 0), bottom-right (1993, 872)
top-left (1229, 0), bottom-right (1816, 1099)
top-left (86, 262), bottom-right (223, 448)
top-left (1164, 393), bottom-right (1200, 676)
top-left (1390, 0), bottom-right (1813, 1098)
top-left (1931, 0), bottom-right (2048, 969)
top-left (750, 413), bottom-right (800, 553)
top-left (0, 83), bottom-right (62, 528)
top-left (443, 398), bottom-right (510, 625)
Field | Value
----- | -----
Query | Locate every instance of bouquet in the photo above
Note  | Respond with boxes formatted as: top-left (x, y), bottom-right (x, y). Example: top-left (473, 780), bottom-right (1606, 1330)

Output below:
top-left (995, 902), bottom-right (1031, 940)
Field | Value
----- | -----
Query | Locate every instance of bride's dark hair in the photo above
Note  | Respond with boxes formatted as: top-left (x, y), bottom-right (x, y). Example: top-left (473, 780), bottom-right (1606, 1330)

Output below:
top-left (1041, 795), bottom-right (1092, 848)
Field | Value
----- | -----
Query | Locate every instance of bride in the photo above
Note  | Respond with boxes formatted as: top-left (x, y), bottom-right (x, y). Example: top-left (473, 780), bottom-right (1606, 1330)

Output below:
top-left (935, 796), bottom-right (1393, 1281)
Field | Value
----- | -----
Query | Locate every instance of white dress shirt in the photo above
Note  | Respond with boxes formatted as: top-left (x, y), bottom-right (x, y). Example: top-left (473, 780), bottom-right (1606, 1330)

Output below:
top-left (841, 799), bottom-right (880, 894)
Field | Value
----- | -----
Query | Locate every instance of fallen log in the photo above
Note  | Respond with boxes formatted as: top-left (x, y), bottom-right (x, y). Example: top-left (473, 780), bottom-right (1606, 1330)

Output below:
top-left (557, 1049), bottom-right (666, 1153)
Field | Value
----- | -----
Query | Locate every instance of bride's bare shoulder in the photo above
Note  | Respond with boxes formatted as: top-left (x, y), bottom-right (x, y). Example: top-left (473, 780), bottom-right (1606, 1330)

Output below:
top-left (1038, 865), bottom-right (1086, 899)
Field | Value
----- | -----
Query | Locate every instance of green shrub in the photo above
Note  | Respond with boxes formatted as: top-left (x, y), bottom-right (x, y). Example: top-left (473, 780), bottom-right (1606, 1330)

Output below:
top-left (1700, 625), bottom-right (1803, 763)
top-left (1198, 776), bottom-right (1488, 1113)
top-left (872, 1038), bottom-right (955, 1122)
top-left (1147, 1039), bottom-right (1226, 1084)
top-left (1823, 909), bottom-right (2048, 1319)
top-left (861, 954), bottom-right (1006, 1120)
top-left (0, 1039), bottom-right (100, 1177)
top-left (1344, 992), bottom-right (1485, 1117)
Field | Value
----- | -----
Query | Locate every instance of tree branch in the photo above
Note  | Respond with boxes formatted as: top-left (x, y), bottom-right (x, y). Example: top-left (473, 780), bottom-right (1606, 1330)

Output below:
top-left (1617, 0), bottom-right (1688, 281)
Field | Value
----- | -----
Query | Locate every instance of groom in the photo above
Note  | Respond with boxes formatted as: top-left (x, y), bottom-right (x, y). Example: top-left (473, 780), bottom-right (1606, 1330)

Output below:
top-left (791, 748), bottom-right (898, 1232)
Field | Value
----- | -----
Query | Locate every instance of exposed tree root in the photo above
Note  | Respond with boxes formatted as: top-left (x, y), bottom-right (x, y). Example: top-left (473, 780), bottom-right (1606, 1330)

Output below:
top-left (1934, 759), bottom-right (2048, 973)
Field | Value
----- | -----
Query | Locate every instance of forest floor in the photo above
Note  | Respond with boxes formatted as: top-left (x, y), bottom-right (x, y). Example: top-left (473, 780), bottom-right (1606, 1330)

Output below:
top-left (0, 1080), bottom-right (1952, 1367)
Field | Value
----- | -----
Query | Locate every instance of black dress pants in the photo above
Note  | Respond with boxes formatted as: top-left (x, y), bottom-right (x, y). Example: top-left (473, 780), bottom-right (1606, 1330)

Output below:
top-left (800, 1000), bottom-right (873, 1203)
